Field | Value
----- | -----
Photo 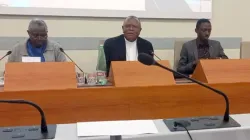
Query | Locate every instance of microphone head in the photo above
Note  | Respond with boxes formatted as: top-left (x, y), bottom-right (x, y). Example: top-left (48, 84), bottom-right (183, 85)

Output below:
top-left (59, 48), bottom-right (64, 52)
top-left (149, 50), bottom-right (154, 55)
top-left (6, 51), bottom-right (12, 55)
top-left (138, 53), bottom-right (156, 66)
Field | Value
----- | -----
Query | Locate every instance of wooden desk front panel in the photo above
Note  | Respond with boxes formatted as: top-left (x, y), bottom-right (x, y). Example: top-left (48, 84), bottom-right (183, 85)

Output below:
top-left (0, 83), bottom-right (249, 126)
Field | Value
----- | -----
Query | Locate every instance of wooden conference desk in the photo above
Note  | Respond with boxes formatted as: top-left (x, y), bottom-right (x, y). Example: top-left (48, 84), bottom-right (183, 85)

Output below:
top-left (1, 60), bottom-right (250, 127)
top-left (0, 82), bottom-right (250, 127)
top-left (0, 78), bottom-right (191, 92)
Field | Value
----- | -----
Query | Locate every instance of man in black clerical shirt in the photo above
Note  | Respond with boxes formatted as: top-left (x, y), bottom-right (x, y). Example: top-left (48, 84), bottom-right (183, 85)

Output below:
top-left (103, 16), bottom-right (154, 76)
top-left (177, 19), bottom-right (228, 75)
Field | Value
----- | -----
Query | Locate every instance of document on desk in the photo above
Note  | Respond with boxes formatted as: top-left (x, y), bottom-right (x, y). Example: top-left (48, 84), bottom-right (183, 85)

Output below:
top-left (77, 120), bottom-right (158, 136)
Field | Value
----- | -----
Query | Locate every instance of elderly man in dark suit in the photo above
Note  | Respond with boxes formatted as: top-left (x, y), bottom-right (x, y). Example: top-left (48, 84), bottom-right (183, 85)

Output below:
top-left (104, 16), bottom-right (154, 76)
top-left (177, 19), bottom-right (228, 75)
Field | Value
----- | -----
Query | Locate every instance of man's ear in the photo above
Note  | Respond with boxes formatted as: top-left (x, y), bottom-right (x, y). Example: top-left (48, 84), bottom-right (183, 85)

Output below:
top-left (195, 28), bottom-right (198, 34)
top-left (122, 26), bottom-right (125, 33)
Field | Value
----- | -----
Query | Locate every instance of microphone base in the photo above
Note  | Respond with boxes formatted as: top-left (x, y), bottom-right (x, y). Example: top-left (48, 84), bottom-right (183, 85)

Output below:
top-left (164, 116), bottom-right (240, 132)
top-left (110, 135), bottom-right (122, 140)
top-left (0, 124), bottom-right (57, 140)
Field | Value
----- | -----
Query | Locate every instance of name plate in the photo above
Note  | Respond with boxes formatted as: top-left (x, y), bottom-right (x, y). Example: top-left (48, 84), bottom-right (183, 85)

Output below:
top-left (22, 57), bottom-right (41, 62)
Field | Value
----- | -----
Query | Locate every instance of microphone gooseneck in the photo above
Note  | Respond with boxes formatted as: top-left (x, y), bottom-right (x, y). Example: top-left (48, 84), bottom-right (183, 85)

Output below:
top-left (59, 48), bottom-right (84, 73)
top-left (138, 53), bottom-right (230, 122)
top-left (0, 99), bottom-right (48, 133)
top-left (150, 50), bottom-right (161, 60)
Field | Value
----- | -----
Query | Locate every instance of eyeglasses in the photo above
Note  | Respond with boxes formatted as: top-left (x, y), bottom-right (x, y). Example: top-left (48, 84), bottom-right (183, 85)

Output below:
top-left (29, 32), bottom-right (48, 39)
top-left (123, 25), bottom-right (140, 30)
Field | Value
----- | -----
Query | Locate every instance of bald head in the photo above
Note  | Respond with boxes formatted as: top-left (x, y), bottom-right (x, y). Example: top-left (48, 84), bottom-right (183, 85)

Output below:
top-left (27, 18), bottom-right (48, 47)
top-left (122, 16), bottom-right (142, 42)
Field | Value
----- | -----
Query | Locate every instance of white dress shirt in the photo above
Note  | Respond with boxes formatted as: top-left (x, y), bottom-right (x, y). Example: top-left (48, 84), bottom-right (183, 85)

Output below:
top-left (125, 38), bottom-right (138, 61)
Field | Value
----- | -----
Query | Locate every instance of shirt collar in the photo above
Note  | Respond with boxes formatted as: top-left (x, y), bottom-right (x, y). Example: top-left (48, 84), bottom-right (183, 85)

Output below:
top-left (196, 38), bottom-right (209, 47)
top-left (124, 37), bottom-right (137, 44)
top-left (20, 39), bottom-right (52, 56)
top-left (27, 39), bottom-right (54, 50)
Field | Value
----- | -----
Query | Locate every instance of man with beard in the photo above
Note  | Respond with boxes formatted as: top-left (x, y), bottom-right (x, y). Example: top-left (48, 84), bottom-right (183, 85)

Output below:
top-left (103, 16), bottom-right (154, 76)
top-left (8, 18), bottom-right (66, 62)
top-left (177, 18), bottom-right (228, 75)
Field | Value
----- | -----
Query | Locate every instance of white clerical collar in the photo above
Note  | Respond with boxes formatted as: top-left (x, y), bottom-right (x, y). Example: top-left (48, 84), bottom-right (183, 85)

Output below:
top-left (124, 38), bottom-right (137, 44)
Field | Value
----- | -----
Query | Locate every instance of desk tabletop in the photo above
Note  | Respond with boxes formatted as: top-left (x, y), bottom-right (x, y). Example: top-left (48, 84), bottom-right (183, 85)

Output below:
top-left (42, 114), bottom-right (250, 140)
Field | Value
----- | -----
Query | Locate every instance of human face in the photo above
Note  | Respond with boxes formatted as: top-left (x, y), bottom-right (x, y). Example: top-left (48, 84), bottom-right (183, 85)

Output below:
top-left (122, 18), bottom-right (141, 42)
top-left (195, 22), bottom-right (212, 41)
top-left (27, 28), bottom-right (48, 47)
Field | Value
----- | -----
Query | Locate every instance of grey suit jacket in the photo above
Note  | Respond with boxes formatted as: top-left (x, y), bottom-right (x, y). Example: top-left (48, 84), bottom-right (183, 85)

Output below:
top-left (177, 39), bottom-right (228, 74)
top-left (8, 39), bottom-right (66, 62)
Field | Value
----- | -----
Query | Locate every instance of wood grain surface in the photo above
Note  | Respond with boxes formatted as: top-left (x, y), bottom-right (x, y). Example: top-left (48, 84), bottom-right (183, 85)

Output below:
top-left (0, 82), bottom-right (249, 126)
top-left (4, 62), bottom-right (77, 91)
top-left (192, 59), bottom-right (250, 83)
top-left (109, 60), bottom-right (175, 87)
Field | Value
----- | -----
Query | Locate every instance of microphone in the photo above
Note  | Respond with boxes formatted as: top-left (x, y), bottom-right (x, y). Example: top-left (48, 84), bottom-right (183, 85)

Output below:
top-left (150, 50), bottom-right (161, 60)
top-left (0, 99), bottom-right (56, 140)
top-left (59, 48), bottom-right (84, 73)
top-left (138, 53), bottom-right (240, 131)
top-left (0, 50), bottom-right (12, 61)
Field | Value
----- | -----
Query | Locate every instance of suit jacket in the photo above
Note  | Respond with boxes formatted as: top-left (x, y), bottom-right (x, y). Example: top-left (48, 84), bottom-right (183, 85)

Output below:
top-left (8, 39), bottom-right (66, 62)
top-left (177, 39), bottom-right (228, 75)
top-left (104, 34), bottom-right (154, 76)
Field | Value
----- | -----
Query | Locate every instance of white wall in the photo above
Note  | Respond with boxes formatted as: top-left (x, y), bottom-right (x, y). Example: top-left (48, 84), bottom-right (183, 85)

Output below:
top-left (1, 0), bottom-right (249, 40)
top-left (0, 0), bottom-right (248, 72)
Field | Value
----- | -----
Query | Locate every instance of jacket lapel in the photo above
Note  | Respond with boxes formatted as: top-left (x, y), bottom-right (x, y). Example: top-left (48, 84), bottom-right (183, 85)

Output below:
top-left (208, 40), bottom-right (215, 57)
top-left (119, 35), bottom-right (126, 61)
top-left (192, 40), bottom-right (198, 60)
top-left (136, 38), bottom-right (142, 54)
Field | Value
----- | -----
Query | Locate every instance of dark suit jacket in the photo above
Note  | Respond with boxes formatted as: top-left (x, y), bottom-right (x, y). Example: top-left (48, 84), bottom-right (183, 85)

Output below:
top-left (104, 34), bottom-right (154, 76)
top-left (177, 39), bottom-right (228, 75)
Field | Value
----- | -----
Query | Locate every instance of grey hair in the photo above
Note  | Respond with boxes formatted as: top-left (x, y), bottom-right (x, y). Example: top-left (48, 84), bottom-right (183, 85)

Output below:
top-left (123, 15), bottom-right (141, 26)
top-left (28, 18), bottom-right (48, 31)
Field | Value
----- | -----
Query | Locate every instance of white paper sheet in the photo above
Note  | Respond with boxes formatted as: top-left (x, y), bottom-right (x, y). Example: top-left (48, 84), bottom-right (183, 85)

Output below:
top-left (77, 120), bottom-right (158, 137)
top-left (22, 56), bottom-right (41, 62)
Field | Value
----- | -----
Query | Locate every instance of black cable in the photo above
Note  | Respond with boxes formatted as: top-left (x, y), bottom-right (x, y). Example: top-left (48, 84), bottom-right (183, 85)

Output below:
top-left (174, 122), bottom-right (193, 140)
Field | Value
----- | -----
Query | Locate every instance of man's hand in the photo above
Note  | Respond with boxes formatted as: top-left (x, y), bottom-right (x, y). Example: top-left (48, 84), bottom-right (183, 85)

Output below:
top-left (192, 60), bottom-right (197, 65)
top-left (192, 60), bottom-right (198, 67)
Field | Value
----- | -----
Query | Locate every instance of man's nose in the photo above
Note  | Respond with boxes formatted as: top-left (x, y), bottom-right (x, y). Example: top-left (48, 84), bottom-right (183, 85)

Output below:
top-left (37, 36), bottom-right (45, 40)
top-left (128, 26), bottom-right (134, 30)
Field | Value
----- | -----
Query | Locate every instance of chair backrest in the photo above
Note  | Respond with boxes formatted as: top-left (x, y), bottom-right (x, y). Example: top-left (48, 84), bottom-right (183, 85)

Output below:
top-left (240, 42), bottom-right (250, 59)
top-left (173, 40), bottom-right (187, 70)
